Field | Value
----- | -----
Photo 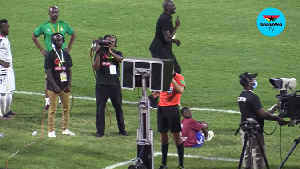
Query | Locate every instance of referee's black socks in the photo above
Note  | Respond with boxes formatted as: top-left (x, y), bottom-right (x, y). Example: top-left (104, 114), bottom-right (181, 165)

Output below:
top-left (176, 143), bottom-right (184, 167)
top-left (161, 143), bottom-right (169, 166)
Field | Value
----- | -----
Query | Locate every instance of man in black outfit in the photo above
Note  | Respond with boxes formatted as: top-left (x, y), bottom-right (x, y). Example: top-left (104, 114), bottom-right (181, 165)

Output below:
top-left (92, 35), bottom-right (128, 138)
top-left (149, 0), bottom-right (181, 108)
top-left (44, 33), bottom-right (75, 137)
top-left (238, 72), bottom-right (287, 169)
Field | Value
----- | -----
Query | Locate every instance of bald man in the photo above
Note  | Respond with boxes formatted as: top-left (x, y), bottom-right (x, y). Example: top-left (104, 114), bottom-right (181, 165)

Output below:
top-left (32, 6), bottom-right (76, 109)
top-left (148, 0), bottom-right (182, 109)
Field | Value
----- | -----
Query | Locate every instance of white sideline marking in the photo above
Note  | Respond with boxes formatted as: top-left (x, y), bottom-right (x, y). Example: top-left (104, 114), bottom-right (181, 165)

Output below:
top-left (190, 107), bottom-right (239, 114)
top-left (155, 152), bottom-right (239, 162)
top-left (14, 90), bottom-right (239, 113)
top-left (103, 160), bottom-right (133, 169)
top-left (103, 152), bottom-right (239, 169)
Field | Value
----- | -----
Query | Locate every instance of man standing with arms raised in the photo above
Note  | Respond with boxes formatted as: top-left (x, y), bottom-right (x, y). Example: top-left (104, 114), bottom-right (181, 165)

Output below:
top-left (32, 6), bottom-right (76, 109)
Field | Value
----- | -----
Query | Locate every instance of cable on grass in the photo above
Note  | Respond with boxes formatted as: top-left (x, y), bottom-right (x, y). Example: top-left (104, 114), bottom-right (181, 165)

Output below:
top-left (6, 142), bottom-right (36, 169)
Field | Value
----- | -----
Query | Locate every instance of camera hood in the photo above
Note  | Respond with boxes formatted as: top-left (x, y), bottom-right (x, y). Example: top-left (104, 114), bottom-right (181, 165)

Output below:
top-left (269, 78), bottom-right (296, 92)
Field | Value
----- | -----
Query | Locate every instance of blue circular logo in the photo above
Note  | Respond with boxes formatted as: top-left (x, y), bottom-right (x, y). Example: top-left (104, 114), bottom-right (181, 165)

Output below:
top-left (257, 7), bottom-right (286, 37)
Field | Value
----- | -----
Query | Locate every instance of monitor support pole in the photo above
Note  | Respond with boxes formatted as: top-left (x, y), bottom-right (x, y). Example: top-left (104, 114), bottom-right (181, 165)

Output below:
top-left (135, 69), bottom-right (154, 169)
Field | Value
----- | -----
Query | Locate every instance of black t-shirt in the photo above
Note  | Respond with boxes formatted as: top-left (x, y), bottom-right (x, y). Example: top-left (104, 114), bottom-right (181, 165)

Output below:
top-left (44, 50), bottom-right (73, 90)
top-left (238, 90), bottom-right (264, 132)
top-left (149, 12), bottom-right (173, 58)
top-left (95, 49), bottom-right (123, 86)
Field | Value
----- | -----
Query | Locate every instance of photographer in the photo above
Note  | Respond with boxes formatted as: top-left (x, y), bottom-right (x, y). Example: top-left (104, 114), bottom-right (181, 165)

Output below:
top-left (238, 72), bottom-right (287, 169)
top-left (92, 35), bottom-right (128, 138)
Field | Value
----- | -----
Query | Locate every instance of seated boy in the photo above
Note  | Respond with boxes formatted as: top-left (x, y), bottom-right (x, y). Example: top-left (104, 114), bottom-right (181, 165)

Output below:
top-left (180, 107), bottom-right (214, 147)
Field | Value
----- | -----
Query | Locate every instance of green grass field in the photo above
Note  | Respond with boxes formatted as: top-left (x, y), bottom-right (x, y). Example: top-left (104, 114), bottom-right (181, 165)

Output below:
top-left (1, 0), bottom-right (300, 168)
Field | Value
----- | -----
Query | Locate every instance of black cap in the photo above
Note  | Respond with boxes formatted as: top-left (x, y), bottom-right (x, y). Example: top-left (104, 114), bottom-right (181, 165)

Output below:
top-left (239, 72), bottom-right (258, 86)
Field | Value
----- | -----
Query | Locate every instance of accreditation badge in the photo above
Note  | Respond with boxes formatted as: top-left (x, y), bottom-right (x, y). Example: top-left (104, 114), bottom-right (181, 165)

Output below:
top-left (109, 65), bottom-right (117, 75)
top-left (60, 72), bottom-right (68, 82)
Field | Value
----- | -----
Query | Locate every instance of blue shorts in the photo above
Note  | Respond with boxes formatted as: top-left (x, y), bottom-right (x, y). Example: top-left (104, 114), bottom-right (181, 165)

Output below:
top-left (191, 132), bottom-right (204, 148)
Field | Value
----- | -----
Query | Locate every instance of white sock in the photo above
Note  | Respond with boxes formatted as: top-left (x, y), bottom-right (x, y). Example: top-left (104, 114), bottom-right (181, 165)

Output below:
top-left (4, 92), bottom-right (12, 113)
top-left (45, 98), bottom-right (49, 105)
top-left (0, 94), bottom-right (4, 117)
top-left (59, 98), bottom-right (61, 104)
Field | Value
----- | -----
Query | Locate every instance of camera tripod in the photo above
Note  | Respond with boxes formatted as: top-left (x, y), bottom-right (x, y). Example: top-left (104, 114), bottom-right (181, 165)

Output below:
top-left (238, 129), bottom-right (270, 169)
top-left (278, 136), bottom-right (300, 169)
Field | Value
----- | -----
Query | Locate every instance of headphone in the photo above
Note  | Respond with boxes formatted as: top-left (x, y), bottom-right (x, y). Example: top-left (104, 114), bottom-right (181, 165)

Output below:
top-left (241, 75), bottom-right (251, 82)
top-left (104, 35), bottom-right (117, 47)
top-left (51, 33), bottom-right (65, 44)
top-left (239, 74), bottom-right (256, 87)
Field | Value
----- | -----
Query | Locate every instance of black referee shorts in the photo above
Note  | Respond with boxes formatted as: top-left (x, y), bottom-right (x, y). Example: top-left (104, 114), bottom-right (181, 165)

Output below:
top-left (157, 105), bottom-right (181, 133)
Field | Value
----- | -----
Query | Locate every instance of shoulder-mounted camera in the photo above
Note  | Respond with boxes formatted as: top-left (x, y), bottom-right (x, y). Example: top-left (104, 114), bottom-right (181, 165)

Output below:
top-left (91, 37), bottom-right (113, 54)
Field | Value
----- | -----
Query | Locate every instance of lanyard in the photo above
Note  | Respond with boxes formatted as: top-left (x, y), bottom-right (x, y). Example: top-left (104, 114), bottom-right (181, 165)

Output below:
top-left (50, 22), bottom-right (59, 33)
top-left (54, 49), bottom-right (64, 66)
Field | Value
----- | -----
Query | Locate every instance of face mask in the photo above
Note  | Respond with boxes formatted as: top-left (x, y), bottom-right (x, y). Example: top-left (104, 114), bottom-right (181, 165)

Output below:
top-left (252, 80), bottom-right (258, 89)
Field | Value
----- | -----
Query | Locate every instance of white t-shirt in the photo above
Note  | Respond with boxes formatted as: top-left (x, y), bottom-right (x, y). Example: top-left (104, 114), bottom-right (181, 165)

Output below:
top-left (0, 35), bottom-right (15, 92)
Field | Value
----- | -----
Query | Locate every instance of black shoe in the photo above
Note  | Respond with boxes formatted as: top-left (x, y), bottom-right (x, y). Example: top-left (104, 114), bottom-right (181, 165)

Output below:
top-left (44, 105), bottom-right (49, 110)
top-left (177, 166), bottom-right (184, 169)
top-left (6, 111), bottom-right (18, 115)
top-left (119, 131), bottom-right (129, 136)
top-left (0, 113), bottom-right (12, 119)
top-left (148, 94), bottom-right (159, 109)
top-left (158, 164), bottom-right (167, 169)
top-left (96, 133), bottom-right (104, 137)
top-left (150, 101), bottom-right (158, 109)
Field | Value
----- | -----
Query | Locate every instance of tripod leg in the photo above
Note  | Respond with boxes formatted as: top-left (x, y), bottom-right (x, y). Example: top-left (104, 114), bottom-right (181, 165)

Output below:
top-left (238, 132), bottom-right (249, 169)
top-left (255, 132), bottom-right (270, 169)
top-left (248, 136), bottom-right (253, 169)
top-left (278, 137), bottom-right (300, 169)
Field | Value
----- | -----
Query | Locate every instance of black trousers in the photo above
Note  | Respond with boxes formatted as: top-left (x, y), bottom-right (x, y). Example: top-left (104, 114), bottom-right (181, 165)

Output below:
top-left (151, 51), bottom-right (181, 74)
top-left (95, 84), bottom-right (125, 134)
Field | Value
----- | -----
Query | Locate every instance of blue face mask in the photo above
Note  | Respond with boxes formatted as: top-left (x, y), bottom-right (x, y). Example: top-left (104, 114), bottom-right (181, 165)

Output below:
top-left (252, 80), bottom-right (258, 89)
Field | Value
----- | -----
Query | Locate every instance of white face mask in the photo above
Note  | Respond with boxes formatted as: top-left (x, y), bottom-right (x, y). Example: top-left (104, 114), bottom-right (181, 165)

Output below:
top-left (252, 80), bottom-right (258, 89)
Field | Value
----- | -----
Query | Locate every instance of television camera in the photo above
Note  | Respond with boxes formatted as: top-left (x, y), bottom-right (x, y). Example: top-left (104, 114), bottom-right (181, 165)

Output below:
top-left (270, 78), bottom-right (300, 168)
top-left (269, 78), bottom-right (300, 125)
top-left (91, 37), bottom-right (113, 53)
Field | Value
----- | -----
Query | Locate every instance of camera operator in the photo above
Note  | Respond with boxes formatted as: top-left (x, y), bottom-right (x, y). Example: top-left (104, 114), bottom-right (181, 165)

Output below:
top-left (238, 72), bottom-right (288, 169)
top-left (92, 35), bottom-right (128, 138)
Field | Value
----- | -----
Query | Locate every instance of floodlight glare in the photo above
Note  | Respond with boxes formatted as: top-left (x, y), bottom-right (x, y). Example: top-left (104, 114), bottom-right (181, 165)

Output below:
top-left (269, 78), bottom-right (296, 91)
